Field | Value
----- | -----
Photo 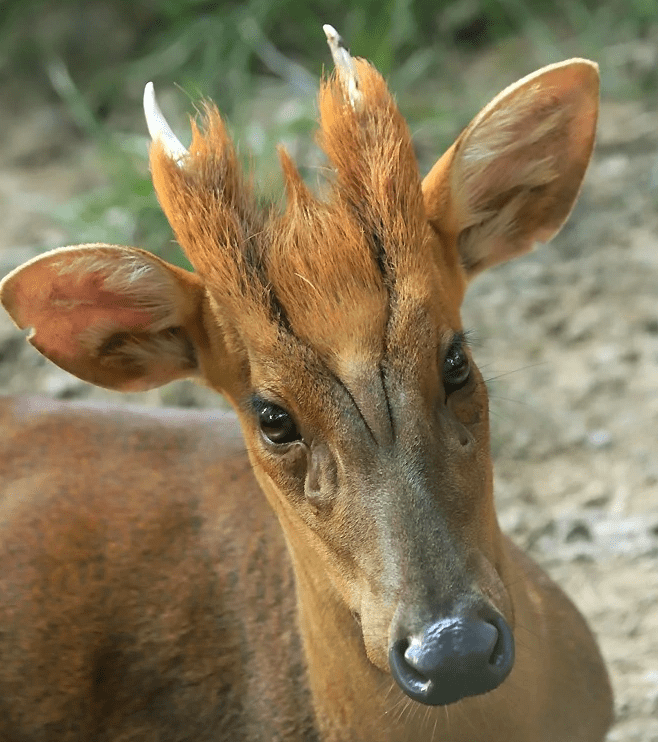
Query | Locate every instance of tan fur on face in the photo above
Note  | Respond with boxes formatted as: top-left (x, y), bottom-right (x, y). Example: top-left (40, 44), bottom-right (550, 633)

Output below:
top-left (267, 150), bottom-right (388, 375)
top-left (316, 60), bottom-right (434, 283)
top-left (150, 62), bottom-right (441, 380)
top-left (149, 105), bottom-right (268, 319)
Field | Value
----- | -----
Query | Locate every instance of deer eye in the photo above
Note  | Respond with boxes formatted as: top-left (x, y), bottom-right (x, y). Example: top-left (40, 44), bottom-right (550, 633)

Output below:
top-left (443, 335), bottom-right (471, 395)
top-left (255, 400), bottom-right (301, 445)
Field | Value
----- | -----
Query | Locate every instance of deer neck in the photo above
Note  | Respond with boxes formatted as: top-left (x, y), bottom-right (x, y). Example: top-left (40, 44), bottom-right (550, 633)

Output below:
top-left (272, 505), bottom-right (400, 741)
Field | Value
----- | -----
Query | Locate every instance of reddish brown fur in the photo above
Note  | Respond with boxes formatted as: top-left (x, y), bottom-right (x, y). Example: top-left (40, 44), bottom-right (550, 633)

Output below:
top-left (0, 53), bottom-right (612, 741)
top-left (0, 399), bottom-right (315, 741)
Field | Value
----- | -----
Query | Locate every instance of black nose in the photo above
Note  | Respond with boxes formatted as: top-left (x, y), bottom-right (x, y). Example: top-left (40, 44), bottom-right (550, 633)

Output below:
top-left (389, 609), bottom-right (514, 706)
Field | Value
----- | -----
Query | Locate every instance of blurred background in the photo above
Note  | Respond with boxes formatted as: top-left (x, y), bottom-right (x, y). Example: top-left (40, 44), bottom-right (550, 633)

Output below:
top-left (1, 2), bottom-right (658, 740)
top-left (1, 0), bottom-right (656, 261)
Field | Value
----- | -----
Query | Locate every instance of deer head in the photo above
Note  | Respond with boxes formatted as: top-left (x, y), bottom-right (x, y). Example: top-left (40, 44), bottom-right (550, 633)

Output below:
top-left (0, 27), bottom-right (598, 706)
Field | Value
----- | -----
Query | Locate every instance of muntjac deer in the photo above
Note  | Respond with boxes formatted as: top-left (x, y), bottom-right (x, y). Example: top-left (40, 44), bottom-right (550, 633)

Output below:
top-left (0, 26), bottom-right (612, 742)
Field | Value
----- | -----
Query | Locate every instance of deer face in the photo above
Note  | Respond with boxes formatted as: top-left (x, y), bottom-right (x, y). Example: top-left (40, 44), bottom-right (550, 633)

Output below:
top-left (0, 28), bottom-right (598, 705)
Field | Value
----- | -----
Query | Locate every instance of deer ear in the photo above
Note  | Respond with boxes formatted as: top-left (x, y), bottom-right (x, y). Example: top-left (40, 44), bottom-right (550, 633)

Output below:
top-left (0, 245), bottom-right (209, 391)
top-left (422, 59), bottom-right (599, 279)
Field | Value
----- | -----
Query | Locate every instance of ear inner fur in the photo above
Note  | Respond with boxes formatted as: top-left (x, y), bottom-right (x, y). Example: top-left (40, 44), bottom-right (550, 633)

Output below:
top-left (422, 60), bottom-right (599, 279)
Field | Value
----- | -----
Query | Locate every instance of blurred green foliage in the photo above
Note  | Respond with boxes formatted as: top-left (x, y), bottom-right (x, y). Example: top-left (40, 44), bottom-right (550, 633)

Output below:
top-left (2, 0), bottom-right (656, 260)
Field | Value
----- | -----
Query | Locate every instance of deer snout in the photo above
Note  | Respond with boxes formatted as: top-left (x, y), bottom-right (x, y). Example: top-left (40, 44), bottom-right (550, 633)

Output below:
top-left (389, 606), bottom-right (514, 706)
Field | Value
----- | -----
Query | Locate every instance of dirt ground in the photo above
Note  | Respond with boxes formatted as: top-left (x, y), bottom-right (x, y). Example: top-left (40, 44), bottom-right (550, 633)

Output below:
top-left (0, 51), bottom-right (657, 740)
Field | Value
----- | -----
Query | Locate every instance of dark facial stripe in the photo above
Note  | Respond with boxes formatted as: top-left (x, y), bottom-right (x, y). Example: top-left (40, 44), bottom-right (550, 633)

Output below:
top-left (267, 286), bottom-right (293, 334)
top-left (371, 225), bottom-right (388, 283)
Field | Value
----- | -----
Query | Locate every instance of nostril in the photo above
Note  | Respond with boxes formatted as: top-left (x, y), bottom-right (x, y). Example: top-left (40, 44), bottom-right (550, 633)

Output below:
top-left (390, 638), bottom-right (432, 697)
top-left (489, 625), bottom-right (504, 667)
top-left (396, 637), bottom-right (408, 653)
top-left (486, 614), bottom-right (515, 673)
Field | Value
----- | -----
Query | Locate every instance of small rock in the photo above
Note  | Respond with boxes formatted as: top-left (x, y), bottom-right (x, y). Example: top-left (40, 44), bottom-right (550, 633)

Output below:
top-left (565, 520), bottom-right (592, 543)
top-left (588, 429), bottom-right (612, 448)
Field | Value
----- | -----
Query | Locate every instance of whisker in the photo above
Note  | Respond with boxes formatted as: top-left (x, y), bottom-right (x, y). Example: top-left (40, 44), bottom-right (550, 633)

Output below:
top-left (484, 361), bottom-right (548, 383)
top-left (489, 394), bottom-right (537, 409)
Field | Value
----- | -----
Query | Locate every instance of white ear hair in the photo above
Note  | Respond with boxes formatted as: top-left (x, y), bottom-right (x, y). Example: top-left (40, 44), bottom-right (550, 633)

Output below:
top-left (323, 24), bottom-right (363, 111)
top-left (143, 82), bottom-right (188, 165)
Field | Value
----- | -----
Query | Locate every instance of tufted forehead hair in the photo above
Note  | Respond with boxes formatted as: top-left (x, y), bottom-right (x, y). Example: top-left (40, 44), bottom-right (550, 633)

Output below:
top-left (1, 48), bottom-right (599, 397)
top-left (149, 55), bottom-right (437, 367)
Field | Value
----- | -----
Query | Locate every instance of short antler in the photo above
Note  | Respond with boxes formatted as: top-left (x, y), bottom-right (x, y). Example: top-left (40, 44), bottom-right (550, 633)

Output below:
top-left (143, 82), bottom-right (188, 165)
top-left (323, 24), bottom-right (363, 111)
